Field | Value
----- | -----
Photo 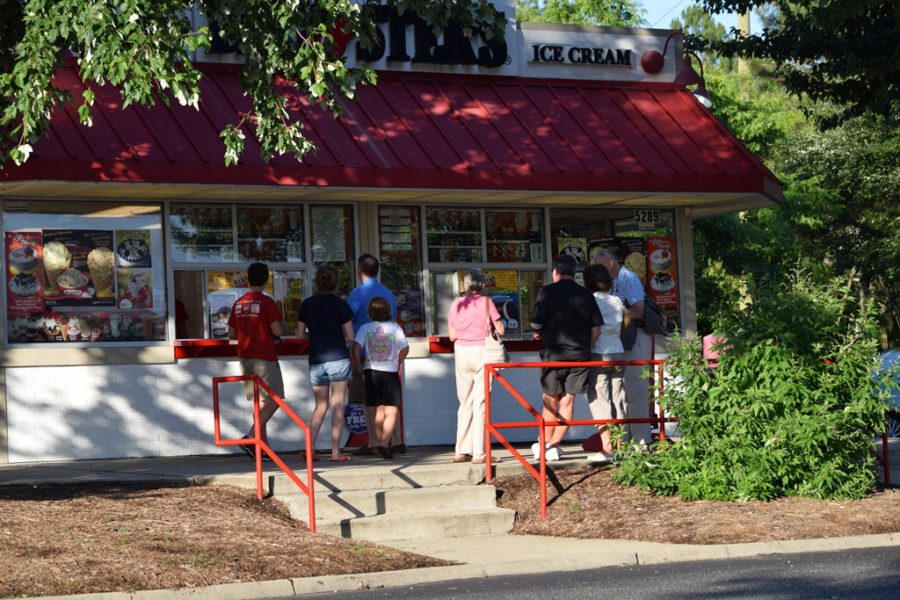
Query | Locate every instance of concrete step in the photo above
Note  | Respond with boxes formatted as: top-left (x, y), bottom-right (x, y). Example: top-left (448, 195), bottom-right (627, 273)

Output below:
top-left (267, 462), bottom-right (485, 496)
top-left (315, 507), bottom-right (516, 541)
top-left (292, 484), bottom-right (500, 521)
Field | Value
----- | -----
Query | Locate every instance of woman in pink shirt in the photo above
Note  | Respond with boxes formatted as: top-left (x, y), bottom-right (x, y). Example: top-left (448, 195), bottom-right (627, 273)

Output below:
top-left (448, 268), bottom-right (505, 464)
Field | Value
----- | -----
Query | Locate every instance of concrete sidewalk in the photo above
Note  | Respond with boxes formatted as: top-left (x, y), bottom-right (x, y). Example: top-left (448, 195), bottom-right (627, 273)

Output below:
top-left (3, 440), bottom-right (899, 600)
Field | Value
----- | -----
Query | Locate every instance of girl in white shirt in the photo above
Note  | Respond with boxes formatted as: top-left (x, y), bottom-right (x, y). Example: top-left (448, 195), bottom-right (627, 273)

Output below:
top-left (583, 264), bottom-right (628, 464)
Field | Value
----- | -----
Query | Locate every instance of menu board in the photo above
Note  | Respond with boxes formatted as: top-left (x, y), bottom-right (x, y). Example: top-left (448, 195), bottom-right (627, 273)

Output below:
top-left (310, 206), bottom-right (348, 263)
top-left (379, 206), bottom-right (426, 336)
top-left (237, 206), bottom-right (303, 262)
top-left (485, 209), bottom-right (544, 263)
top-left (169, 205), bottom-right (235, 262)
top-left (6, 217), bottom-right (167, 344)
top-left (426, 208), bottom-right (482, 263)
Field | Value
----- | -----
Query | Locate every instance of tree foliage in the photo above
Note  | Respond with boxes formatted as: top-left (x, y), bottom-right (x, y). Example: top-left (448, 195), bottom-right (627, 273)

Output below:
top-left (0, 0), bottom-right (507, 167)
top-left (615, 272), bottom-right (893, 501)
top-left (516, 0), bottom-right (643, 27)
top-left (697, 0), bottom-right (900, 123)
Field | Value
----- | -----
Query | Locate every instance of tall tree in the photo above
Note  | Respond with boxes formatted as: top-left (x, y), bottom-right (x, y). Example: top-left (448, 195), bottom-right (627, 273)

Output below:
top-left (0, 0), bottom-right (507, 167)
top-left (698, 0), bottom-right (900, 123)
top-left (516, 0), bottom-right (644, 26)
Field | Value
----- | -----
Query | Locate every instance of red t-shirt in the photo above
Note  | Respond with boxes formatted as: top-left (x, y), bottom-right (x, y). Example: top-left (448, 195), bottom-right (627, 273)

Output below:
top-left (227, 291), bottom-right (283, 361)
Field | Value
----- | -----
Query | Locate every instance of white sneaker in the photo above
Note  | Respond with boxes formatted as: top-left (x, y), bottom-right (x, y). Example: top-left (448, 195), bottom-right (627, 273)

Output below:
top-left (545, 446), bottom-right (561, 462)
top-left (586, 451), bottom-right (611, 466)
top-left (530, 442), bottom-right (543, 460)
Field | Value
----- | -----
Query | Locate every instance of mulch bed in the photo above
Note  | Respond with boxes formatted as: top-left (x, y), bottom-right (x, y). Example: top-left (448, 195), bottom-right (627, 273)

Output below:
top-left (0, 483), bottom-right (447, 598)
top-left (494, 466), bottom-right (900, 544)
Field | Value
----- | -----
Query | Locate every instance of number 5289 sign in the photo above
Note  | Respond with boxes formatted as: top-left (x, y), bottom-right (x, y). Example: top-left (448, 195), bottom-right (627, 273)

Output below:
top-left (633, 209), bottom-right (660, 231)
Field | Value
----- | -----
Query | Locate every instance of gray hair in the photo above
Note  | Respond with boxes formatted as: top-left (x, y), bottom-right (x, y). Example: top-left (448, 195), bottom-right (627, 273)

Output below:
top-left (592, 248), bottom-right (618, 265)
top-left (463, 268), bottom-right (486, 294)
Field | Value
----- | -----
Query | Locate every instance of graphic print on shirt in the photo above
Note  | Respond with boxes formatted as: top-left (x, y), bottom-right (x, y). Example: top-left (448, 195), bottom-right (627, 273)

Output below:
top-left (366, 325), bottom-right (393, 363)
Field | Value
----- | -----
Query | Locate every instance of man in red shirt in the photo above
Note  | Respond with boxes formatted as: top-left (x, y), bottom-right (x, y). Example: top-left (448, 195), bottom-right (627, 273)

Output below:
top-left (227, 263), bottom-right (286, 457)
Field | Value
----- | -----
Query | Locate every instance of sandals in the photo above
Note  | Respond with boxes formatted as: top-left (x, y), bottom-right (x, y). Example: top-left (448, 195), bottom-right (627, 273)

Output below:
top-left (297, 451), bottom-right (319, 462)
top-left (471, 455), bottom-right (500, 464)
top-left (329, 455), bottom-right (350, 462)
top-left (452, 454), bottom-right (472, 463)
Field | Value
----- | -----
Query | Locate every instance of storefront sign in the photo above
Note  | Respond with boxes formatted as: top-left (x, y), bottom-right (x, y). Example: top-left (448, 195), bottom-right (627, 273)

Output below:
top-left (357, 6), bottom-right (508, 68)
top-left (530, 44), bottom-right (632, 66)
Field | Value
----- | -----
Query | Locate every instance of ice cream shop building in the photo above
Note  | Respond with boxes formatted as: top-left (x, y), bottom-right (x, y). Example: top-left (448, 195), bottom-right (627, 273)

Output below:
top-left (0, 4), bottom-right (782, 463)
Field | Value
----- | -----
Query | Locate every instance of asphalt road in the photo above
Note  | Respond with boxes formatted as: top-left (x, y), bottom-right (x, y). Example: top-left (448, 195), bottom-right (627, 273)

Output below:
top-left (280, 547), bottom-right (900, 600)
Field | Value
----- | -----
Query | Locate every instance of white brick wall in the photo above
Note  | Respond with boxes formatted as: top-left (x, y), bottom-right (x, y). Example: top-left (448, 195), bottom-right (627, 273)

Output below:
top-left (5, 353), bottom-right (604, 463)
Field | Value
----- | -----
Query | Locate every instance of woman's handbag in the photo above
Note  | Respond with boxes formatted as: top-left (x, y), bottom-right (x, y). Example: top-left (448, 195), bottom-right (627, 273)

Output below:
top-left (483, 297), bottom-right (508, 365)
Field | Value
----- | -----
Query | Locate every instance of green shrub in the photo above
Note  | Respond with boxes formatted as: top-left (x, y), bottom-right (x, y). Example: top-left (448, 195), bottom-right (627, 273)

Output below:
top-left (614, 271), bottom-right (893, 501)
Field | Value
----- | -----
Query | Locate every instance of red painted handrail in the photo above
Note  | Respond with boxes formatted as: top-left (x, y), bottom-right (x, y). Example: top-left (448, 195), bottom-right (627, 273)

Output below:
top-left (483, 358), bottom-right (668, 519)
top-left (212, 374), bottom-right (317, 532)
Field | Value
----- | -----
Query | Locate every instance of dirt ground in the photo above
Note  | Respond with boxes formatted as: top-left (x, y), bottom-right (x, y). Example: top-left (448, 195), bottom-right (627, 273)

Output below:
top-left (1, 470), bottom-right (899, 598)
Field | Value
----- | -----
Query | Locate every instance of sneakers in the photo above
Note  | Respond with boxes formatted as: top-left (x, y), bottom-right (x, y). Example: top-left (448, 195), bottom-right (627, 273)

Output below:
top-left (545, 446), bottom-right (562, 462)
top-left (531, 442), bottom-right (562, 462)
top-left (238, 436), bottom-right (255, 460)
top-left (376, 445), bottom-right (394, 460)
top-left (586, 451), bottom-right (612, 466)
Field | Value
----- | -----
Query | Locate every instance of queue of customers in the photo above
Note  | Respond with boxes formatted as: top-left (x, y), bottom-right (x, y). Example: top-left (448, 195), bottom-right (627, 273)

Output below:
top-left (227, 250), bottom-right (653, 463)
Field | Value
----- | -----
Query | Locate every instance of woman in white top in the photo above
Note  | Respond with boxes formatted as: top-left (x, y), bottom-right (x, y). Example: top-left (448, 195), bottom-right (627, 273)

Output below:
top-left (583, 263), bottom-right (629, 464)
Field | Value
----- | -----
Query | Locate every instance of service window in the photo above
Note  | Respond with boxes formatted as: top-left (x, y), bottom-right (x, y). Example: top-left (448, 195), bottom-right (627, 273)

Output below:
top-left (3, 201), bottom-right (167, 345)
top-left (377, 206), bottom-right (426, 337)
top-left (549, 208), bottom-right (679, 326)
top-left (423, 206), bottom-right (550, 339)
top-left (170, 202), bottom-right (354, 338)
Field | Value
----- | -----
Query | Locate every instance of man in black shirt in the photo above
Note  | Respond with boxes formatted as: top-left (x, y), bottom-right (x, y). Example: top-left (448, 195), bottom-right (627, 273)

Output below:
top-left (530, 255), bottom-right (603, 461)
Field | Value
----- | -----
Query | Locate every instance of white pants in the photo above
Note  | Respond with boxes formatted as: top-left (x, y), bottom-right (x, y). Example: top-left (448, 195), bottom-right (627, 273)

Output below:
top-left (454, 344), bottom-right (488, 457)
top-left (623, 328), bottom-right (653, 446)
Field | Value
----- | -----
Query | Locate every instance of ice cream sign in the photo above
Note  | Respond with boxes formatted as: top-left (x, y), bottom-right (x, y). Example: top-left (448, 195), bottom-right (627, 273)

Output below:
top-left (529, 44), bottom-right (633, 66)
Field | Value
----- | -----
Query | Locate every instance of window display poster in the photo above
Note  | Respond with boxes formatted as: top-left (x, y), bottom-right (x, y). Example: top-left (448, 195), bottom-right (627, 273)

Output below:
top-left (557, 237), bottom-right (587, 268)
top-left (646, 236), bottom-right (678, 308)
top-left (209, 290), bottom-right (239, 338)
top-left (42, 229), bottom-right (116, 307)
top-left (208, 271), bottom-right (251, 291)
top-left (116, 269), bottom-right (153, 309)
top-left (396, 286), bottom-right (425, 337)
top-left (6, 231), bottom-right (44, 312)
top-left (114, 230), bottom-right (152, 268)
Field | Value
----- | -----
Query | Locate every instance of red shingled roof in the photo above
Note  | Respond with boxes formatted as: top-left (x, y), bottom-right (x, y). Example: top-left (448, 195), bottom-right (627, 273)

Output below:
top-left (2, 63), bottom-right (781, 202)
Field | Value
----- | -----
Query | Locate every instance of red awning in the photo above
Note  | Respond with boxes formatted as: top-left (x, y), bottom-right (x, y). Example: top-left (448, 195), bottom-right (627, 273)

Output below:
top-left (2, 63), bottom-right (782, 206)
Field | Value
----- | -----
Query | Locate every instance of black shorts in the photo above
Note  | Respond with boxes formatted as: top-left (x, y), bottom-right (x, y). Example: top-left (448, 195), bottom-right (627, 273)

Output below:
top-left (540, 365), bottom-right (590, 396)
top-left (363, 369), bottom-right (402, 407)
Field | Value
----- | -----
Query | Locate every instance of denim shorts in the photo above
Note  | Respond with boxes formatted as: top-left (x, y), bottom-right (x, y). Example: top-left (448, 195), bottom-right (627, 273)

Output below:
top-left (309, 358), bottom-right (352, 386)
